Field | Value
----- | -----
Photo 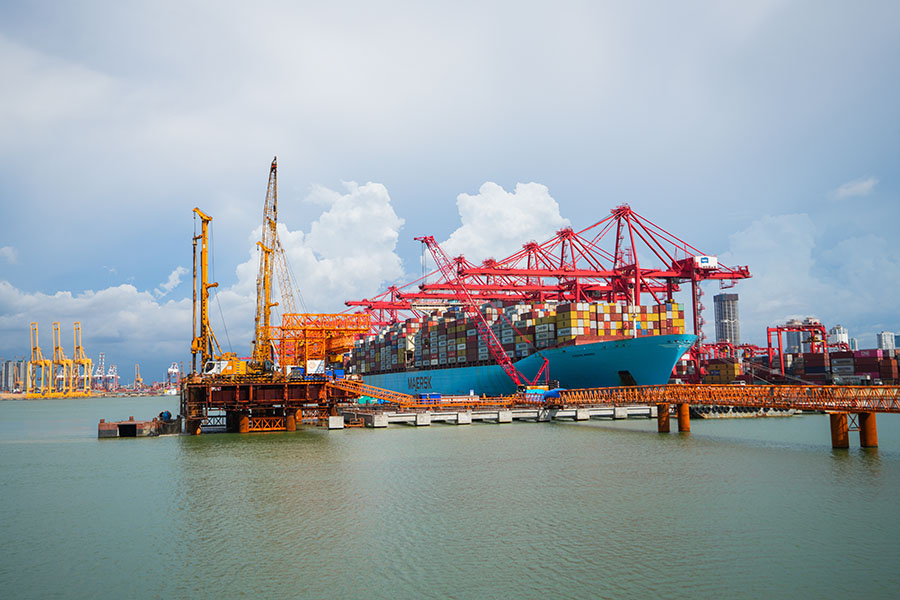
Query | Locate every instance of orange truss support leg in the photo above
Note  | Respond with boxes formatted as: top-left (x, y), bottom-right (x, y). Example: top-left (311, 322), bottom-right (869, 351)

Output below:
top-left (657, 403), bottom-right (670, 433)
top-left (238, 413), bottom-right (250, 434)
top-left (285, 411), bottom-right (297, 432)
top-left (859, 412), bottom-right (878, 448)
top-left (829, 413), bottom-right (849, 449)
top-left (677, 403), bottom-right (691, 433)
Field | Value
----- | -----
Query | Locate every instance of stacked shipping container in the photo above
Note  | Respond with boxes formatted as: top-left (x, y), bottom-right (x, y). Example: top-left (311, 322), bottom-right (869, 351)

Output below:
top-left (703, 359), bottom-right (743, 384)
top-left (781, 349), bottom-right (900, 384)
top-left (351, 300), bottom-right (686, 375)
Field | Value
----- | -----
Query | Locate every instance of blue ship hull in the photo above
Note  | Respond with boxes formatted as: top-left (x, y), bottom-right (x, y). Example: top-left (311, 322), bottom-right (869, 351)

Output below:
top-left (361, 334), bottom-right (697, 396)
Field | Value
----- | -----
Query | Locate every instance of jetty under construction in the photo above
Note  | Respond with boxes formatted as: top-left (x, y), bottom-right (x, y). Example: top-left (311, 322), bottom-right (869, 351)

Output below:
top-left (181, 158), bottom-right (900, 450)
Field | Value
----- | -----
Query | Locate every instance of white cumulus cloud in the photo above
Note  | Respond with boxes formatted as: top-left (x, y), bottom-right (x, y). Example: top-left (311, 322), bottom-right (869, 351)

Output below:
top-left (233, 181), bottom-right (406, 315)
top-left (0, 246), bottom-right (17, 264)
top-left (717, 213), bottom-right (900, 349)
top-left (154, 266), bottom-right (187, 298)
top-left (440, 182), bottom-right (570, 263)
top-left (0, 180), bottom-right (408, 376)
top-left (0, 280), bottom-right (193, 382)
top-left (832, 176), bottom-right (879, 199)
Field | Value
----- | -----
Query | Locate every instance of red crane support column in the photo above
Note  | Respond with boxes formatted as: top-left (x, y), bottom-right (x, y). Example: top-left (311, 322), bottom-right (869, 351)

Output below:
top-left (829, 413), bottom-right (849, 449)
top-left (657, 403), bottom-right (670, 433)
top-left (677, 403), bottom-right (691, 432)
top-left (859, 412), bottom-right (878, 448)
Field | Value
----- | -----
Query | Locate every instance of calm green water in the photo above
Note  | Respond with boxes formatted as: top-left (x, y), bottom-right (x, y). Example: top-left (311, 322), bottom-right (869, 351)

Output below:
top-left (2, 396), bottom-right (900, 599)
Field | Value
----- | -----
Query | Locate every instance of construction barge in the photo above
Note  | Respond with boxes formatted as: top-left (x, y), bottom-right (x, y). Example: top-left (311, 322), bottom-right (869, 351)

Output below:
top-left (98, 414), bottom-right (182, 438)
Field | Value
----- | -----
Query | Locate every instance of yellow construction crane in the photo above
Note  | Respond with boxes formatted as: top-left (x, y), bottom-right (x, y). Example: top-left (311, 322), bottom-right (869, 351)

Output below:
top-left (252, 157), bottom-right (298, 371)
top-left (191, 208), bottom-right (222, 370)
top-left (191, 208), bottom-right (246, 376)
top-left (52, 322), bottom-right (75, 396)
top-left (134, 364), bottom-right (143, 390)
top-left (26, 322), bottom-right (51, 397)
top-left (72, 322), bottom-right (92, 394)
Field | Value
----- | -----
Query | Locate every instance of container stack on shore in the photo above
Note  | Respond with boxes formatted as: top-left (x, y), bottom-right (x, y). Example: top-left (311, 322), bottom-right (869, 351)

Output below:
top-left (794, 352), bottom-right (831, 383)
top-left (351, 300), bottom-right (686, 376)
top-left (703, 359), bottom-right (743, 384)
top-left (776, 349), bottom-right (900, 384)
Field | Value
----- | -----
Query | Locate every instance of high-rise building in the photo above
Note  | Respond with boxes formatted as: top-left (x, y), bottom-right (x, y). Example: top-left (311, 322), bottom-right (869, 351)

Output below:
top-left (828, 324), bottom-right (849, 347)
top-left (877, 331), bottom-right (896, 351)
top-left (1, 359), bottom-right (26, 392)
top-left (713, 293), bottom-right (740, 345)
top-left (850, 338), bottom-right (859, 351)
top-left (784, 318), bottom-right (803, 353)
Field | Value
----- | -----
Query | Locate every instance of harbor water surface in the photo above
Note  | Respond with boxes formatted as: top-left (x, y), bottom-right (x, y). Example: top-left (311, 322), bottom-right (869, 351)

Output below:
top-left (2, 396), bottom-right (899, 599)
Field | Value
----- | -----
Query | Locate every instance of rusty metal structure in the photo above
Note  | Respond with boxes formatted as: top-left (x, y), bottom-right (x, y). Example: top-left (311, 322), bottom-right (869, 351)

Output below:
top-left (276, 313), bottom-right (370, 367)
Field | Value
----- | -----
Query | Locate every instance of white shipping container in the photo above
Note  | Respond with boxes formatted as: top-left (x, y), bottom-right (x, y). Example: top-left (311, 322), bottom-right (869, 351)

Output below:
top-left (694, 255), bottom-right (718, 269)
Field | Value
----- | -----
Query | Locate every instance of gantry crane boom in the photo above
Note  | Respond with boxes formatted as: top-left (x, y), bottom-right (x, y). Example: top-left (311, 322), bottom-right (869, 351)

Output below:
top-left (416, 236), bottom-right (549, 388)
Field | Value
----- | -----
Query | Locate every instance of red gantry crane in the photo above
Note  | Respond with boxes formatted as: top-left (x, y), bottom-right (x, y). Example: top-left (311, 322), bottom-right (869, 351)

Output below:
top-left (415, 235), bottom-right (549, 388)
top-left (348, 205), bottom-right (751, 379)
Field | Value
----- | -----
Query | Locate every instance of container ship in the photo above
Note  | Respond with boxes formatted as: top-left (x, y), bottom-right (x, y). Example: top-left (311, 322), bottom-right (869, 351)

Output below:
top-left (351, 300), bottom-right (696, 396)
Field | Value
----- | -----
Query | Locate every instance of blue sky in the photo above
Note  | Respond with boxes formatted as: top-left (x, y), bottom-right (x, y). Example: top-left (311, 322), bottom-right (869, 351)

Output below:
top-left (1, 1), bottom-right (898, 384)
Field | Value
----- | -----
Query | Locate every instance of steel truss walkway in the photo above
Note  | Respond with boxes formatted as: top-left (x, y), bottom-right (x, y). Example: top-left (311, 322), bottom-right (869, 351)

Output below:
top-left (557, 384), bottom-right (900, 413)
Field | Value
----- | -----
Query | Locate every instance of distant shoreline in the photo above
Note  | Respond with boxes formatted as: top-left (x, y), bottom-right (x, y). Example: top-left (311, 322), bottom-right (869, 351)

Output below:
top-left (0, 392), bottom-right (172, 400)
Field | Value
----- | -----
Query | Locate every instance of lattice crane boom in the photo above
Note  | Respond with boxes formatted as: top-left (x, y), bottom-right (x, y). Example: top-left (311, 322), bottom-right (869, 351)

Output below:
top-left (252, 157), bottom-right (298, 369)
